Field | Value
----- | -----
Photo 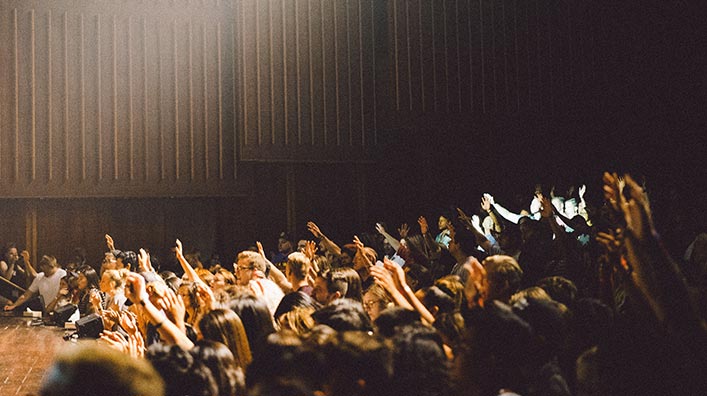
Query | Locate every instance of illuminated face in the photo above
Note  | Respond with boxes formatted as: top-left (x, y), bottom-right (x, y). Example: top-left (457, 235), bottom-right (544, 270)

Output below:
top-left (363, 292), bottom-right (385, 321)
top-left (77, 274), bottom-right (88, 290)
top-left (234, 258), bottom-right (254, 286)
top-left (210, 272), bottom-right (227, 291)
top-left (438, 216), bottom-right (450, 231)
top-left (102, 253), bottom-right (117, 270)
top-left (6, 248), bottom-right (19, 263)
top-left (278, 238), bottom-right (293, 254)
top-left (312, 276), bottom-right (332, 305)
top-left (178, 284), bottom-right (193, 309)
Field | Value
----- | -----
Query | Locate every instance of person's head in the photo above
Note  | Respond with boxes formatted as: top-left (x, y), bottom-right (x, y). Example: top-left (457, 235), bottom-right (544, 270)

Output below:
top-left (312, 298), bottom-right (373, 332)
top-left (448, 229), bottom-right (477, 258)
top-left (102, 252), bottom-right (117, 271)
top-left (536, 276), bottom-right (578, 308)
top-left (100, 269), bottom-right (128, 293)
top-left (198, 308), bottom-right (253, 369)
top-left (278, 306), bottom-right (317, 335)
top-left (297, 239), bottom-right (309, 252)
top-left (39, 255), bottom-right (60, 275)
top-left (160, 271), bottom-right (181, 293)
top-left (420, 286), bottom-right (456, 318)
top-left (210, 268), bottom-right (236, 292)
top-left (438, 215), bottom-right (451, 231)
top-left (3, 243), bottom-right (18, 263)
top-left (40, 344), bottom-right (164, 396)
top-left (286, 252), bottom-right (311, 284)
top-left (278, 232), bottom-right (294, 254)
top-left (192, 340), bottom-right (244, 396)
top-left (77, 265), bottom-right (100, 291)
top-left (228, 294), bottom-right (276, 360)
top-left (274, 291), bottom-right (318, 322)
top-left (481, 255), bottom-right (524, 305)
top-left (352, 247), bottom-right (377, 272)
top-left (373, 307), bottom-right (422, 338)
top-left (509, 286), bottom-right (552, 306)
top-left (178, 281), bottom-right (200, 312)
top-left (313, 267), bottom-right (363, 305)
top-left (390, 323), bottom-right (452, 396)
top-left (146, 343), bottom-right (218, 396)
top-left (235, 251), bottom-right (266, 286)
top-left (434, 275), bottom-right (465, 310)
top-left (321, 331), bottom-right (392, 396)
top-left (362, 284), bottom-right (392, 322)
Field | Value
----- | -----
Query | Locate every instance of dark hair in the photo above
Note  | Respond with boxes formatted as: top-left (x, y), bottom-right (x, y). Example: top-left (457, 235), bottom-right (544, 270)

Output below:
top-left (536, 276), bottom-right (578, 308)
top-left (146, 343), bottom-right (218, 396)
top-left (228, 294), bottom-right (276, 361)
top-left (160, 271), bottom-right (181, 293)
top-left (373, 307), bottom-right (421, 338)
top-left (322, 267), bottom-right (363, 302)
top-left (321, 331), bottom-right (392, 396)
top-left (274, 291), bottom-right (319, 322)
top-left (454, 229), bottom-right (479, 256)
top-left (192, 340), bottom-right (244, 396)
top-left (77, 265), bottom-right (100, 290)
top-left (312, 298), bottom-right (372, 332)
top-left (390, 323), bottom-right (452, 396)
top-left (421, 286), bottom-right (456, 316)
top-left (198, 308), bottom-right (252, 368)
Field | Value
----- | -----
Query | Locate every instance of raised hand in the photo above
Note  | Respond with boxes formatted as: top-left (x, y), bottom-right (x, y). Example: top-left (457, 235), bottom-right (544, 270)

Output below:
top-left (175, 239), bottom-right (185, 259)
top-left (375, 223), bottom-right (386, 235)
top-left (125, 272), bottom-right (148, 305)
top-left (20, 250), bottom-right (30, 263)
top-left (100, 330), bottom-right (128, 353)
top-left (256, 241), bottom-right (267, 260)
top-left (481, 195), bottom-right (492, 212)
top-left (596, 228), bottom-right (625, 255)
top-left (603, 172), bottom-right (626, 214)
top-left (457, 207), bottom-right (472, 226)
top-left (105, 234), bottom-right (115, 251)
top-left (621, 174), bottom-right (655, 241)
top-left (483, 193), bottom-right (495, 205)
top-left (119, 311), bottom-right (139, 336)
top-left (303, 240), bottom-right (317, 260)
top-left (398, 223), bottom-right (410, 239)
top-left (539, 195), bottom-right (554, 218)
top-left (579, 184), bottom-right (587, 198)
top-left (418, 216), bottom-right (429, 234)
top-left (162, 287), bottom-right (186, 328)
top-left (383, 257), bottom-right (407, 291)
top-left (137, 248), bottom-right (154, 273)
top-left (307, 221), bottom-right (324, 239)
top-left (353, 235), bottom-right (365, 251)
top-left (369, 264), bottom-right (396, 293)
top-left (194, 282), bottom-right (216, 313)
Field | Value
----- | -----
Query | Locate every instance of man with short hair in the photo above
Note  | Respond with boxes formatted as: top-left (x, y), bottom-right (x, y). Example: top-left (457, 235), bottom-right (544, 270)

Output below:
top-left (234, 250), bottom-right (284, 315)
top-left (4, 255), bottom-right (66, 311)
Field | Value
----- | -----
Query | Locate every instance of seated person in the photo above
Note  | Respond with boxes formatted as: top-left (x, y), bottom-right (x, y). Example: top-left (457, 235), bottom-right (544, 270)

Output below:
top-left (4, 255), bottom-right (66, 313)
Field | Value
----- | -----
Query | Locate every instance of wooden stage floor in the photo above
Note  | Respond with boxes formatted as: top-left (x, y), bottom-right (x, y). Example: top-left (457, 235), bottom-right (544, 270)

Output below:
top-left (0, 316), bottom-right (71, 396)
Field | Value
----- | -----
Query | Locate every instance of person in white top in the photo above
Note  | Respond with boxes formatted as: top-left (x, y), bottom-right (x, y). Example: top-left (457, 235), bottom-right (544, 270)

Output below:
top-left (4, 255), bottom-right (66, 311)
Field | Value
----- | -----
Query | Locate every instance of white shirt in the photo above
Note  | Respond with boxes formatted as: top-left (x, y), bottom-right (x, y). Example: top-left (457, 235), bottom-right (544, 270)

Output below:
top-left (28, 268), bottom-right (67, 308)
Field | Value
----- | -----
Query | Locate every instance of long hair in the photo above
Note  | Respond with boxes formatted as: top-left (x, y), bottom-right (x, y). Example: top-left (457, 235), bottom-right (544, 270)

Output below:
top-left (192, 340), bottom-right (245, 396)
top-left (198, 308), bottom-right (253, 368)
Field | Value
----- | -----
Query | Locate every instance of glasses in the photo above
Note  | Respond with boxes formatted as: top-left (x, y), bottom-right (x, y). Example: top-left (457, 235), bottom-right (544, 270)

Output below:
top-left (363, 300), bottom-right (381, 309)
top-left (234, 265), bottom-right (254, 272)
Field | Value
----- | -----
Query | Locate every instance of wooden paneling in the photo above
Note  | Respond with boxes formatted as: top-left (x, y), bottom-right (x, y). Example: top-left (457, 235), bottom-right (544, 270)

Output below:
top-left (386, 0), bottom-right (602, 119)
top-left (238, 0), bottom-right (380, 162)
top-left (0, 1), bottom-right (243, 198)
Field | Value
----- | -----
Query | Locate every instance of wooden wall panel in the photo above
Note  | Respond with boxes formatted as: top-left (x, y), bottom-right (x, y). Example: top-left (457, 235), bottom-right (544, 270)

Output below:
top-left (386, 0), bottom-right (602, 120)
top-left (0, 1), bottom-right (244, 198)
top-left (238, 0), bottom-right (379, 162)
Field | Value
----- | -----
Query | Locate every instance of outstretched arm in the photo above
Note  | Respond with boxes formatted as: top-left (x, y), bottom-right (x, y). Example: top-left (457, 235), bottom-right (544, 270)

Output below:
top-left (307, 221), bottom-right (341, 256)
top-left (375, 223), bottom-right (401, 252)
top-left (174, 240), bottom-right (202, 284)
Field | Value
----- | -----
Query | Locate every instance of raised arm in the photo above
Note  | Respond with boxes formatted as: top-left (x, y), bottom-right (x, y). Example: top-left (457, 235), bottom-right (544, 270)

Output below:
top-left (257, 241), bottom-right (292, 293)
top-left (20, 250), bottom-right (38, 279)
top-left (174, 240), bottom-right (202, 284)
top-left (124, 272), bottom-right (194, 350)
top-left (489, 194), bottom-right (524, 224)
top-left (375, 223), bottom-right (401, 252)
top-left (307, 221), bottom-right (342, 256)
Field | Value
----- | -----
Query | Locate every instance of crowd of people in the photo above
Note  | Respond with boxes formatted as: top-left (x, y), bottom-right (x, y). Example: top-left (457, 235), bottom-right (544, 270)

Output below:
top-left (2, 172), bottom-right (706, 396)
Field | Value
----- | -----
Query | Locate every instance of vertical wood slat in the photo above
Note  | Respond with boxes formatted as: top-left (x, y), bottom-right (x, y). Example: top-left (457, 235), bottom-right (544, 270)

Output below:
top-left (80, 14), bottom-right (86, 180)
top-left (217, 23), bottom-right (223, 179)
top-left (269, 0), bottom-right (275, 145)
top-left (128, 17), bottom-right (135, 181)
top-left (112, 15), bottom-right (118, 180)
top-left (203, 23), bottom-right (209, 179)
top-left (143, 17), bottom-right (149, 181)
top-left (97, 14), bottom-right (103, 181)
top-left (31, 10), bottom-right (37, 181)
top-left (48, 11), bottom-right (53, 181)
top-left (64, 12), bottom-right (69, 181)
top-left (173, 19), bottom-right (179, 180)
top-left (13, 9), bottom-right (19, 180)
top-left (188, 21), bottom-right (194, 181)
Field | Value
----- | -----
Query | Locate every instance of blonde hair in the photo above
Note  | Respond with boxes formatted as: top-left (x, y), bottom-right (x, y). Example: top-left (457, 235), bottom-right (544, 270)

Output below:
top-left (277, 306), bottom-right (316, 335)
top-left (103, 268), bottom-right (129, 290)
